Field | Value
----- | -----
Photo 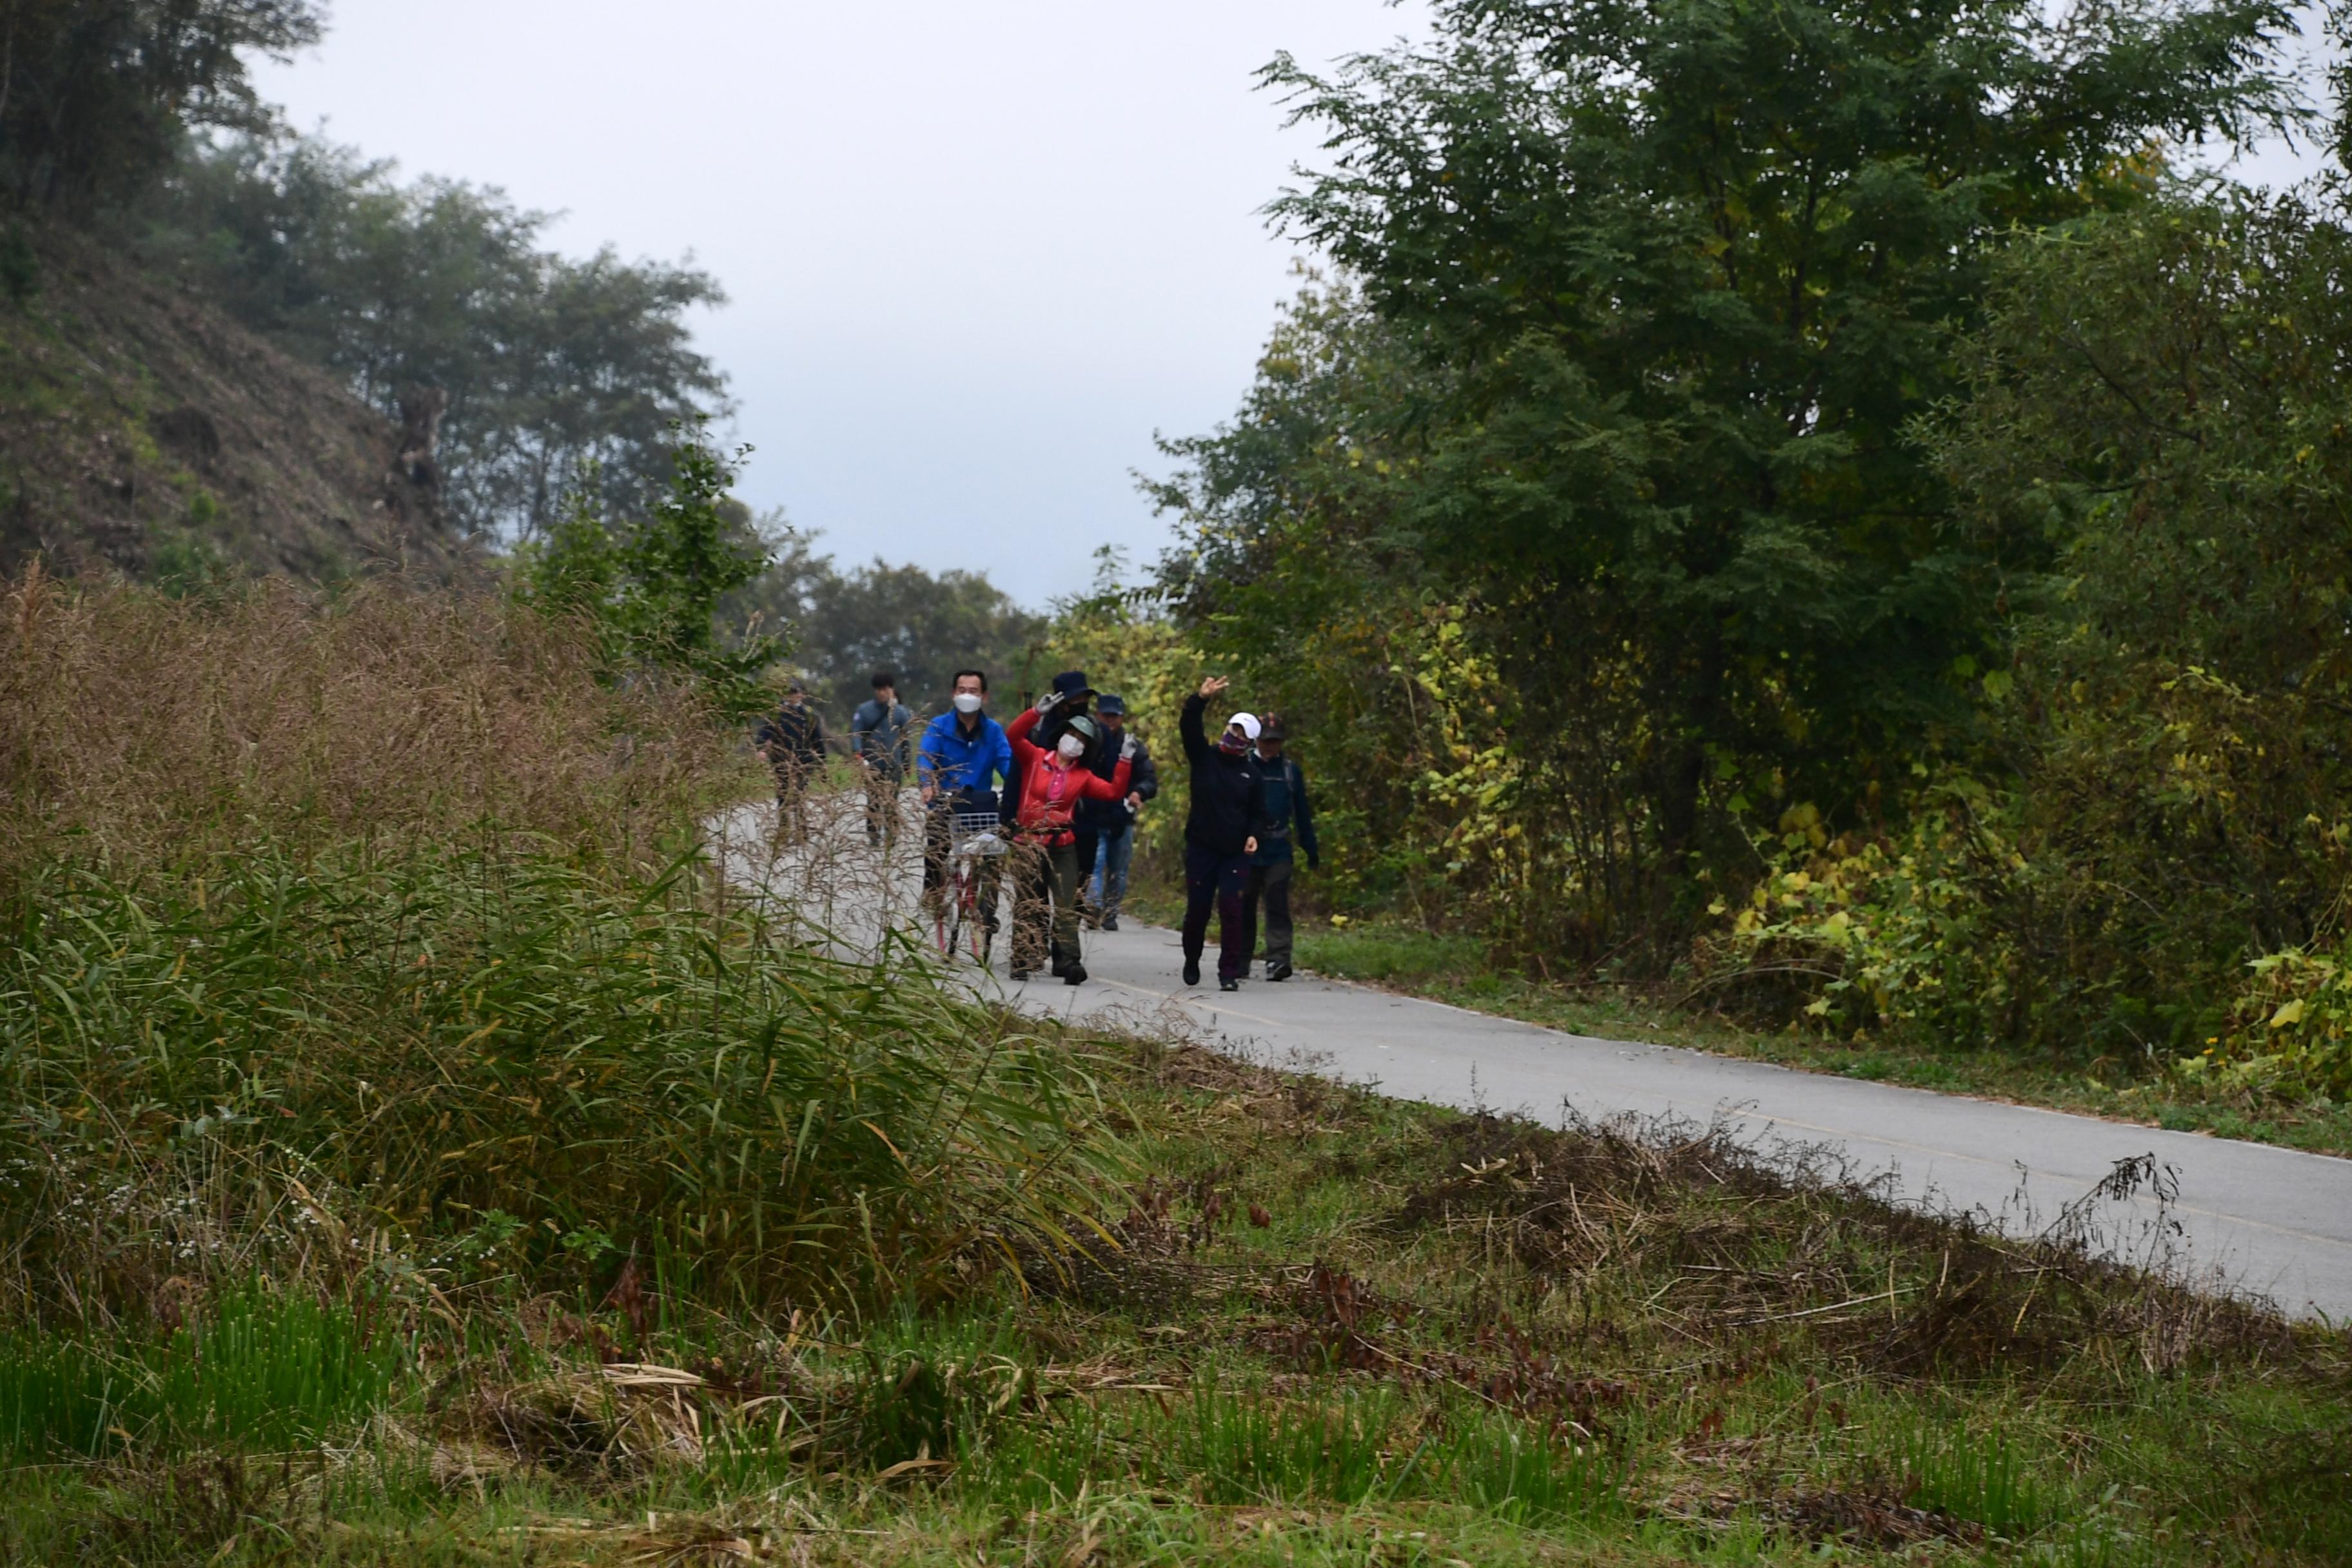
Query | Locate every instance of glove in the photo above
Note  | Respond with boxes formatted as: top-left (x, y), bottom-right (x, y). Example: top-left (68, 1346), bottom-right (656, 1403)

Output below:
top-left (1120, 734), bottom-right (1138, 761)
top-left (1034, 689), bottom-right (1065, 716)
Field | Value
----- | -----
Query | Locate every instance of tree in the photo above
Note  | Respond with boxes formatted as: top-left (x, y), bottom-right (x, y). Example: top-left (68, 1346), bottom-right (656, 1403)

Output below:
top-left (731, 541), bottom-right (1044, 715)
top-left (1916, 191), bottom-right (2352, 1047)
top-left (519, 425), bottom-right (776, 716)
top-left (0, 0), bottom-right (321, 210)
top-left (1164, 0), bottom-right (2298, 950)
top-left (129, 132), bottom-right (730, 540)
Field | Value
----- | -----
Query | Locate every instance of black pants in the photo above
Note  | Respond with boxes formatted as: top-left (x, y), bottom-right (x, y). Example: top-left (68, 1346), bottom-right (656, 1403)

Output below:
top-left (1071, 825), bottom-right (1101, 914)
top-left (1242, 859), bottom-right (1295, 970)
top-left (1012, 839), bottom-right (1084, 974)
top-left (1181, 846), bottom-right (1251, 983)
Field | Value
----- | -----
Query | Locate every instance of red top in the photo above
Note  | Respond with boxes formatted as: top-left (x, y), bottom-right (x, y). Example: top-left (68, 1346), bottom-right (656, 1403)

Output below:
top-left (1005, 707), bottom-right (1133, 845)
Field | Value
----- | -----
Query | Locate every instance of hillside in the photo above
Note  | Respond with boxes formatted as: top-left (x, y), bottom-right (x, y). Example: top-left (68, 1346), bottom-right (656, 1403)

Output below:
top-left (0, 220), bottom-right (467, 582)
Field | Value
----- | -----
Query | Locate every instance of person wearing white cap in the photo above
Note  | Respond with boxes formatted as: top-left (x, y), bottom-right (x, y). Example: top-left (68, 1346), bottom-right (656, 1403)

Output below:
top-left (1176, 676), bottom-right (1271, 992)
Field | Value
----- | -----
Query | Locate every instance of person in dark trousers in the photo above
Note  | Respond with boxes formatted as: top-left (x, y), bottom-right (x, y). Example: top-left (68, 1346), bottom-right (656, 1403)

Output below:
top-left (1242, 714), bottom-right (1319, 980)
top-left (1080, 693), bottom-right (1157, 931)
top-left (917, 668), bottom-right (1014, 934)
top-left (1004, 691), bottom-right (1133, 984)
top-left (753, 680), bottom-right (827, 841)
top-left (850, 671), bottom-right (914, 848)
top-left (1177, 676), bottom-right (1266, 992)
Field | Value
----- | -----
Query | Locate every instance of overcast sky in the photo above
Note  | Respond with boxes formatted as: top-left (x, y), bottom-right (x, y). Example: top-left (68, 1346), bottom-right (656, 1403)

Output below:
top-left (254, 1), bottom-right (2329, 607)
top-left (251, 1), bottom-right (1431, 604)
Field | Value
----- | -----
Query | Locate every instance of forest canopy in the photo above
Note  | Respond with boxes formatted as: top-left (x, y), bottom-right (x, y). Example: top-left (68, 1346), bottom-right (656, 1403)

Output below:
top-left (1144, 0), bottom-right (2351, 1092)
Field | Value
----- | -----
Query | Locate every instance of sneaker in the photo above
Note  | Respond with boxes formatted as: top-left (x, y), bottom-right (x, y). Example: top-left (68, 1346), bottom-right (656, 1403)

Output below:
top-left (1062, 963), bottom-right (1087, 986)
top-left (1219, 977), bottom-right (1239, 993)
top-left (1102, 914), bottom-right (1120, 932)
top-left (1267, 961), bottom-right (1293, 981)
top-left (1182, 960), bottom-right (1201, 986)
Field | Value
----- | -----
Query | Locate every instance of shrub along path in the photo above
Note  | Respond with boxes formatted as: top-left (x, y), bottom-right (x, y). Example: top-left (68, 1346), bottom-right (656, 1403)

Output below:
top-left (713, 798), bottom-right (2352, 1320)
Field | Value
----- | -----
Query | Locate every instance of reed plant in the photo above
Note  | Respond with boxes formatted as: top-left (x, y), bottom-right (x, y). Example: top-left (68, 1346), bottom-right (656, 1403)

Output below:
top-left (0, 838), bottom-right (1121, 1322)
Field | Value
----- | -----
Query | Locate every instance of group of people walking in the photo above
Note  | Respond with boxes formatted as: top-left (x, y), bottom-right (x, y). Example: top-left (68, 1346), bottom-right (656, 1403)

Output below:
top-left (752, 668), bottom-right (1316, 993)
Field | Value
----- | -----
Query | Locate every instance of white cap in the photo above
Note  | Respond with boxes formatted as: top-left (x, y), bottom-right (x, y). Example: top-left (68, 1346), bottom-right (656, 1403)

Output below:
top-left (1226, 712), bottom-right (1262, 741)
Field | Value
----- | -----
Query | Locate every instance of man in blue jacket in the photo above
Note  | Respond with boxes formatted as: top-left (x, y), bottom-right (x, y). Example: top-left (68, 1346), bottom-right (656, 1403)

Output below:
top-left (917, 668), bottom-right (1013, 930)
top-left (1243, 714), bottom-right (1319, 981)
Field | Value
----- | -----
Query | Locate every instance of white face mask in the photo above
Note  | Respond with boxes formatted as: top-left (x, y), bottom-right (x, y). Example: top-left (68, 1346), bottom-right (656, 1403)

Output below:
top-left (1057, 734), bottom-right (1087, 761)
top-left (953, 692), bottom-right (983, 714)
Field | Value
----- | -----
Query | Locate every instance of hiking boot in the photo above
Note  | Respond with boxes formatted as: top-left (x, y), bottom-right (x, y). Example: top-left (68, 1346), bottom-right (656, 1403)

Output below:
top-left (1219, 977), bottom-right (1239, 993)
top-left (1102, 914), bottom-right (1120, 932)
top-left (1267, 961), bottom-right (1293, 982)
top-left (1062, 963), bottom-right (1087, 986)
top-left (1010, 967), bottom-right (1032, 982)
top-left (1182, 960), bottom-right (1201, 986)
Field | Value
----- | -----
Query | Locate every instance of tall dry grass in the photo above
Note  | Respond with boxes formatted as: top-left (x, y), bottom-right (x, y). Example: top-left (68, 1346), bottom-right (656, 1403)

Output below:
top-left (0, 567), bottom-right (1122, 1331)
top-left (0, 563), bottom-right (727, 886)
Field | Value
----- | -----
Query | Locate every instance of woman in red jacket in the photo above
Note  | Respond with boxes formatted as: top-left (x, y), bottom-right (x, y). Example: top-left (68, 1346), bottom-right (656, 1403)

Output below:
top-left (1005, 696), bottom-right (1133, 984)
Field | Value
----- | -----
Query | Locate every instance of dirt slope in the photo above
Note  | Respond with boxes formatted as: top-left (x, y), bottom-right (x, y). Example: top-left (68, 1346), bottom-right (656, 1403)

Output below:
top-left (0, 221), bottom-right (467, 582)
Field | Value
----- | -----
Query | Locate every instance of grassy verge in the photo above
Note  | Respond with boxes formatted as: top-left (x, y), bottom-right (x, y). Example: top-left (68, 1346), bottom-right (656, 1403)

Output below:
top-left (1266, 920), bottom-right (2352, 1159)
top-left (3, 1032), bottom-right (2346, 1563)
top-left (6, 577), bottom-right (2345, 1563)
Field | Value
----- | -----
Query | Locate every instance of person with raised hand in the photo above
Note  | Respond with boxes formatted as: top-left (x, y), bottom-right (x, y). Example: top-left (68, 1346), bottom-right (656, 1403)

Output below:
top-left (1004, 685), bottom-right (1134, 985)
top-left (1177, 675), bottom-right (1266, 992)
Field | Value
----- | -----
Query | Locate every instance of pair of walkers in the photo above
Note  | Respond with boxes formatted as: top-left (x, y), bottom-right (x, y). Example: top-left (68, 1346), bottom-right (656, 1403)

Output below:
top-left (1179, 676), bottom-right (1318, 992)
top-left (913, 669), bottom-right (1148, 985)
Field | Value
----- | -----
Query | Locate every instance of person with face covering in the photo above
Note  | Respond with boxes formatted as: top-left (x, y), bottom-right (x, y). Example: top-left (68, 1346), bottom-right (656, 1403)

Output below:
top-left (1004, 689), bottom-right (1135, 984)
top-left (917, 669), bottom-right (1014, 935)
top-left (1178, 676), bottom-right (1268, 992)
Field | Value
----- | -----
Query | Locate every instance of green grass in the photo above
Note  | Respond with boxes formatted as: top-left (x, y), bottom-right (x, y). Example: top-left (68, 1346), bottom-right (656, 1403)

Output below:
top-left (1279, 919), bottom-right (2352, 1157)
top-left (0, 1284), bottom-right (404, 1460)
top-left (5, 1029), bottom-right (2340, 1565)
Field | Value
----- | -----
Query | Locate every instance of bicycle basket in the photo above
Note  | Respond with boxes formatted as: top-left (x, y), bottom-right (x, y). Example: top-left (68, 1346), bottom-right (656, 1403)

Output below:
top-left (950, 810), bottom-right (1008, 858)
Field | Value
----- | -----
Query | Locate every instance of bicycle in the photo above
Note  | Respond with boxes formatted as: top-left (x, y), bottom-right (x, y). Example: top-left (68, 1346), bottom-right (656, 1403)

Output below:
top-left (934, 796), bottom-right (1008, 964)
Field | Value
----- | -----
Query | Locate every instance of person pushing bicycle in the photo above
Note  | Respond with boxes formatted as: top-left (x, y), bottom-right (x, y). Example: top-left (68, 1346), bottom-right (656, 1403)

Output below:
top-left (917, 669), bottom-right (1014, 944)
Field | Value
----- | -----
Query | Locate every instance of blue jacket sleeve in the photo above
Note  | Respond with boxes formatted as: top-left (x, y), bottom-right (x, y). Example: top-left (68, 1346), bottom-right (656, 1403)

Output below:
top-left (989, 724), bottom-right (1014, 792)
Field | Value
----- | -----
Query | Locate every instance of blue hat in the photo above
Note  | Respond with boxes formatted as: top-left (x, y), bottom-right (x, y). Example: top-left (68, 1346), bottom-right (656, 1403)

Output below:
top-left (1095, 692), bottom-right (1126, 716)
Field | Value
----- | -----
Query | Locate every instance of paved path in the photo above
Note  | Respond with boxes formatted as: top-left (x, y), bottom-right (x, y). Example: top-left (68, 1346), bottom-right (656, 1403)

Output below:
top-left (713, 799), bottom-right (2352, 1320)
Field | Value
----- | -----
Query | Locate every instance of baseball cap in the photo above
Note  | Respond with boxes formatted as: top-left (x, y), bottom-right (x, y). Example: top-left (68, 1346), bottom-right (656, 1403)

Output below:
top-left (1226, 712), bottom-right (1262, 741)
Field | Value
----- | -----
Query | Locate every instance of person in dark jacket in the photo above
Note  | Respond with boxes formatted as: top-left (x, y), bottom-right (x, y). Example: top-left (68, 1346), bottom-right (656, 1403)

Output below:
top-left (1178, 676), bottom-right (1265, 992)
top-left (1080, 693), bottom-right (1158, 931)
top-left (753, 680), bottom-right (827, 841)
top-left (849, 671), bottom-right (914, 848)
top-left (1242, 714), bottom-right (1319, 980)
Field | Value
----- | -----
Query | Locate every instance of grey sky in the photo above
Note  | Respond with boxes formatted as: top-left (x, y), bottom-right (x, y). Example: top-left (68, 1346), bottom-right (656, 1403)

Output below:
top-left (255, 3), bottom-right (2329, 606)
top-left (253, 1), bottom-right (1429, 604)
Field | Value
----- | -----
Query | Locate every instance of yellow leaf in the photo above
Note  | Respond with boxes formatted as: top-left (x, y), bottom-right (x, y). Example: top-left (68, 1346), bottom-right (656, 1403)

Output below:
top-left (2269, 999), bottom-right (2307, 1029)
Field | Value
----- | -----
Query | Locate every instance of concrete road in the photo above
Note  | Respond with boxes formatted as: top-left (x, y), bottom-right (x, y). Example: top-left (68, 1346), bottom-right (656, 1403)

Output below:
top-left (712, 798), bottom-right (2352, 1320)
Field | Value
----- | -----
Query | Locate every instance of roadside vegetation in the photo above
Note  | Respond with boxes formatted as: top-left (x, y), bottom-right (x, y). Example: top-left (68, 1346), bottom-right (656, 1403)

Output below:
top-left (1049, 0), bottom-right (2352, 1148)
